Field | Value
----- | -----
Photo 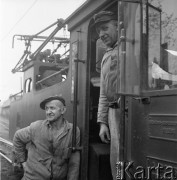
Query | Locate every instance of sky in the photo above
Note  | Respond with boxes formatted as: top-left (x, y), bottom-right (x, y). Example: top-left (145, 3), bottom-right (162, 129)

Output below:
top-left (0, 0), bottom-right (86, 102)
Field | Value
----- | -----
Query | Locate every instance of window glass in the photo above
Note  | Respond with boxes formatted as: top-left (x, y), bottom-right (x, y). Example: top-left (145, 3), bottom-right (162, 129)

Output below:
top-left (118, 2), bottom-right (141, 95)
top-left (36, 64), bottom-right (69, 90)
top-left (147, 0), bottom-right (177, 90)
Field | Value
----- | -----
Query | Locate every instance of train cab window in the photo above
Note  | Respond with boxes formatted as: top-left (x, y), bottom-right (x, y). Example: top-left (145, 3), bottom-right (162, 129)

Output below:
top-left (25, 78), bottom-right (32, 93)
top-left (36, 62), bottom-right (69, 90)
top-left (145, 0), bottom-right (177, 90)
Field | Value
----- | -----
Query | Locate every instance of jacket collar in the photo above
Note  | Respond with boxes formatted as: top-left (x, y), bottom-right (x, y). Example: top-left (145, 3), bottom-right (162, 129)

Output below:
top-left (106, 41), bottom-right (118, 52)
top-left (45, 118), bottom-right (72, 132)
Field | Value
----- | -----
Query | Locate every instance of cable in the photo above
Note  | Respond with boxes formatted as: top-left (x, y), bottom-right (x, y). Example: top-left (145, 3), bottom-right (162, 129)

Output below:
top-left (0, 0), bottom-right (38, 42)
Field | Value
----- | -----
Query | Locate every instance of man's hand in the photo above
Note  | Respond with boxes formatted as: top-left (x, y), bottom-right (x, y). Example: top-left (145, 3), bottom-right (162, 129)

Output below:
top-left (99, 123), bottom-right (110, 143)
top-left (22, 162), bottom-right (27, 170)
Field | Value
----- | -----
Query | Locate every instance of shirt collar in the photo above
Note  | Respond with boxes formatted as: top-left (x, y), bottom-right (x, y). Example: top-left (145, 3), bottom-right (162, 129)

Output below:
top-left (44, 118), bottom-right (72, 131)
top-left (106, 41), bottom-right (118, 52)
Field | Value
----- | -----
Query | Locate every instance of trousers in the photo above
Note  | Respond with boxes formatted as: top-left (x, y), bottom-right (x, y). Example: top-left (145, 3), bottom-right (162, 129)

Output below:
top-left (108, 107), bottom-right (120, 180)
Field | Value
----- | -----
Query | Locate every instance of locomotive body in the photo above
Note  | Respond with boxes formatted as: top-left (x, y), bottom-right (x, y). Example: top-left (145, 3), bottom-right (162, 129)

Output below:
top-left (1, 0), bottom-right (177, 179)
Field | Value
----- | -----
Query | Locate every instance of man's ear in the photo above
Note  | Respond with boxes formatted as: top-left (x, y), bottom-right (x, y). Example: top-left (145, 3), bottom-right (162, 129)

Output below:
top-left (61, 107), bottom-right (66, 115)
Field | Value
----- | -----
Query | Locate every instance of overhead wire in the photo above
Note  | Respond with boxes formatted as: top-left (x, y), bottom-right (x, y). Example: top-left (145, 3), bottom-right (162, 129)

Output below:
top-left (0, 0), bottom-right (38, 42)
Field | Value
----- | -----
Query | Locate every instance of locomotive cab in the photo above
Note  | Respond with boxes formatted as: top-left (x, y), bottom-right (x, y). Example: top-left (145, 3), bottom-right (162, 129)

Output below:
top-left (3, 0), bottom-right (177, 180)
top-left (23, 60), bottom-right (67, 93)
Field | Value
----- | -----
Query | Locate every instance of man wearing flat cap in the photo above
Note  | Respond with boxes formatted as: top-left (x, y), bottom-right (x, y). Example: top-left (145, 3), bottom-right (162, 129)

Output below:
top-left (94, 11), bottom-right (120, 180)
top-left (12, 95), bottom-right (80, 180)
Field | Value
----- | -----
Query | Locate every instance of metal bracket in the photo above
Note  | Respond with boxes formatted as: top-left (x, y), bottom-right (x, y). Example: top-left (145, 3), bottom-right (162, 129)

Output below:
top-left (133, 97), bottom-right (151, 104)
top-left (69, 146), bottom-right (82, 152)
top-left (74, 59), bottom-right (85, 63)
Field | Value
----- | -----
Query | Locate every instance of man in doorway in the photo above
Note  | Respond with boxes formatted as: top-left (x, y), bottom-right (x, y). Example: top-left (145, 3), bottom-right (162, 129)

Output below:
top-left (94, 11), bottom-right (120, 180)
top-left (12, 95), bottom-right (80, 180)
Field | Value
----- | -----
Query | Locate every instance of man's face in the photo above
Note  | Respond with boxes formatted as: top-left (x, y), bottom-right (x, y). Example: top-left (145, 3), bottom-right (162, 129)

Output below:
top-left (96, 20), bottom-right (118, 48)
top-left (45, 100), bottom-right (65, 122)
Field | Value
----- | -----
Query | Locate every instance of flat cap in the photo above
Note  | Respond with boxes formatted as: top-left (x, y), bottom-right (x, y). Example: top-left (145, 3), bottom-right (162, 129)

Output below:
top-left (94, 11), bottom-right (117, 25)
top-left (40, 95), bottom-right (66, 110)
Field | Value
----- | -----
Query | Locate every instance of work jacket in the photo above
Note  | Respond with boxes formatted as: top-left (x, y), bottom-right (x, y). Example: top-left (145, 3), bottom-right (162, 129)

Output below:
top-left (13, 119), bottom-right (80, 180)
top-left (97, 43), bottom-right (119, 125)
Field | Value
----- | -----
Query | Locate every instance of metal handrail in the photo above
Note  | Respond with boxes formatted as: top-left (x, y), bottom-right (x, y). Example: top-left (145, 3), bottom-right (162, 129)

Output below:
top-left (9, 90), bottom-right (23, 99)
top-left (0, 137), bottom-right (13, 146)
top-left (12, 35), bottom-right (69, 48)
top-left (0, 152), bottom-right (12, 164)
top-left (0, 137), bottom-right (13, 163)
top-left (12, 18), bottom-right (66, 73)
top-left (12, 20), bottom-right (60, 48)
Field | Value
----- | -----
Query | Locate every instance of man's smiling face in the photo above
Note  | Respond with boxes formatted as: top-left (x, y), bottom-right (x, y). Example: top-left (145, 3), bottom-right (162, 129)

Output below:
top-left (45, 100), bottom-right (65, 122)
top-left (96, 20), bottom-right (118, 48)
